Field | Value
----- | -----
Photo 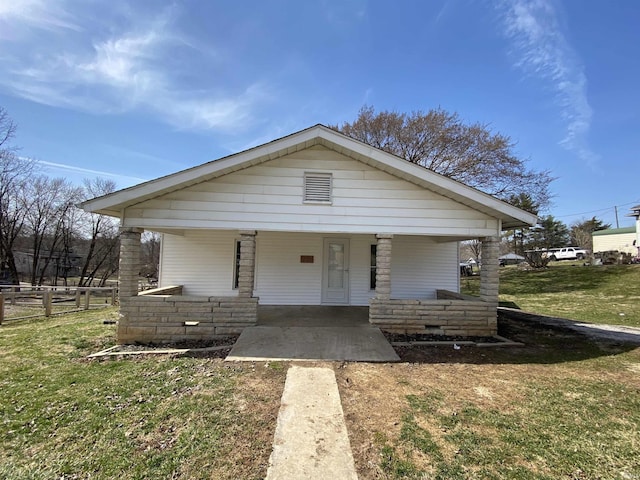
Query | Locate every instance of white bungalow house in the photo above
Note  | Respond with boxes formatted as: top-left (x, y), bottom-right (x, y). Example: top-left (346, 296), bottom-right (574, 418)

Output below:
top-left (81, 125), bottom-right (537, 344)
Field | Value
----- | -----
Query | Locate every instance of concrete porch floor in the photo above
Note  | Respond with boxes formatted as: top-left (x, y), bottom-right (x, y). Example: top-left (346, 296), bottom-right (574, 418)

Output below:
top-left (257, 305), bottom-right (370, 327)
top-left (226, 305), bottom-right (400, 362)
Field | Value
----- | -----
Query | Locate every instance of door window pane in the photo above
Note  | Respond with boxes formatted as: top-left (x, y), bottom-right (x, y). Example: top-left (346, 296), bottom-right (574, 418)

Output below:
top-left (328, 243), bottom-right (344, 288)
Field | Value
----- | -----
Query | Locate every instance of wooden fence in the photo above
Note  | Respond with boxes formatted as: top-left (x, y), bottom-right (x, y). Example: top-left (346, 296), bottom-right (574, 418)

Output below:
top-left (0, 286), bottom-right (117, 324)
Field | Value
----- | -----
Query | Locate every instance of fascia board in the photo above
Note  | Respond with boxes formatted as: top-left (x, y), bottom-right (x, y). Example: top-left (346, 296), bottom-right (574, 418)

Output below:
top-left (80, 126), bottom-right (327, 215)
top-left (82, 124), bottom-right (538, 229)
top-left (316, 127), bottom-right (538, 228)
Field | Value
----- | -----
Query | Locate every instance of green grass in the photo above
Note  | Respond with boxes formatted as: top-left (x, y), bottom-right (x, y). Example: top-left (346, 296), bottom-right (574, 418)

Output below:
top-left (0, 309), bottom-right (286, 479)
top-left (376, 376), bottom-right (640, 480)
top-left (4, 304), bottom-right (640, 480)
top-left (461, 263), bottom-right (640, 327)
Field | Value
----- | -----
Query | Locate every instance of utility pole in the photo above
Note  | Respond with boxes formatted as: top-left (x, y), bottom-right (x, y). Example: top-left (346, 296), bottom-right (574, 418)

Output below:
top-left (614, 206), bottom-right (619, 228)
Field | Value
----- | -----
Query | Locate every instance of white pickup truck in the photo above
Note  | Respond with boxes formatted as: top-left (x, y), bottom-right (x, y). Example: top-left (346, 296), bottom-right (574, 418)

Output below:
top-left (547, 247), bottom-right (590, 261)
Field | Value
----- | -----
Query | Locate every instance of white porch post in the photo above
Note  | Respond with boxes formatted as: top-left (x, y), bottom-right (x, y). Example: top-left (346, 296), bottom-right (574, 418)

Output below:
top-left (238, 230), bottom-right (257, 298)
top-left (118, 227), bottom-right (143, 300)
top-left (480, 236), bottom-right (500, 305)
top-left (375, 234), bottom-right (393, 300)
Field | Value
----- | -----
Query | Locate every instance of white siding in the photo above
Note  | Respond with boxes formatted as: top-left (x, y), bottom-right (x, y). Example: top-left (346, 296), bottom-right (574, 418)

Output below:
top-left (124, 145), bottom-right (499, 237)
top-left (159, 230), bottom-right (458, 304)
top-left (254, 232), bottom-right (376, 305)
top-left (254, 232), bottom-right (323, 305)
top-left (391, 237), bottom-right (459, 299)
top-left (159, 230), bottom-right (238, 296)
top-left (593, 232), bottom-right (637, 255)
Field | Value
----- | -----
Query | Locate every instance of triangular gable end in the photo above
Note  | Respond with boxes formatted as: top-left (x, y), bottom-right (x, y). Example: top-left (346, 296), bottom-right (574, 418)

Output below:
top-left (80, 125), bottom-right (538, 230)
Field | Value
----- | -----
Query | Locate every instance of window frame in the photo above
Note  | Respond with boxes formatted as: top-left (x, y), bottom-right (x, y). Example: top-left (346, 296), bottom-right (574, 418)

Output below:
top-left (232, 239), bottom-right (241, 289)
top-left (370, 244), bottom-right (377, 290)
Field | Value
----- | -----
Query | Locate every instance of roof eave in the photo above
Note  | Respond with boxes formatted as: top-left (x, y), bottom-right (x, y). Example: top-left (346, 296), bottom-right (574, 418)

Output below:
top-left (80, 124), bottom-right (539, 230)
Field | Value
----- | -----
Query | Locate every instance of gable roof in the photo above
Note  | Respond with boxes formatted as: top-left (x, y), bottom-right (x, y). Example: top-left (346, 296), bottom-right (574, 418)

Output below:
top-left (80, 124), bottom-right (538, 229)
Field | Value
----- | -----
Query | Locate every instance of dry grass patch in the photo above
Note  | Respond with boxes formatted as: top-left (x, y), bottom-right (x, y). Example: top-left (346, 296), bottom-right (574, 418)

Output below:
top-left (336, 317), bottom-right (640, 479)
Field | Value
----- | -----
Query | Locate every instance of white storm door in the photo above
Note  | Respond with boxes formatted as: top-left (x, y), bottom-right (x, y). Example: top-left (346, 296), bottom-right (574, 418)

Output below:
top-left (322, 238), bottom-right (350, 304)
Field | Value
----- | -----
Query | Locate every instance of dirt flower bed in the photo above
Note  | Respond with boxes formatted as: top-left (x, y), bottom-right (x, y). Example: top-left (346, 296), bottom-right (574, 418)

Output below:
top-left (384, 332), bottom-right (500, 343)
top-left (93, 336), bottom-right (240, 359)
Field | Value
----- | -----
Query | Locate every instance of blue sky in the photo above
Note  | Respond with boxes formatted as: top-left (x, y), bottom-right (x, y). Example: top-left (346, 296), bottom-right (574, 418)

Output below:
top-left (1, 0), bottom-right (638, 228)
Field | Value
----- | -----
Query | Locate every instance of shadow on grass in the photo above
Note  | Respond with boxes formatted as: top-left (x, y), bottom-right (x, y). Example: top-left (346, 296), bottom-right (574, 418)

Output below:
top-left (394, 311), bottom-right (638, 365)
top-left (498, 300), bottom-right (520, 309)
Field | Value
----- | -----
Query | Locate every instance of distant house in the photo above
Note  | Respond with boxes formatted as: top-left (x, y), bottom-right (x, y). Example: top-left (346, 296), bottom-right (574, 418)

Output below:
top-left (10, 250), bottom-right (83, 281)
top-left (593, 205), bottom-right (640, 257)
top-left (499, 253), bottom-right (525, 266)
top-left (81, 125), bottom-right (537, 344)
top-left (592, 227), bottom-right (637, 255)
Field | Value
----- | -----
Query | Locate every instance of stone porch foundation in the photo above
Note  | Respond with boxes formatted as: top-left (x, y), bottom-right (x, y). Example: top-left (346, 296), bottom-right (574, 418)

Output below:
top-left (369, 290), bottom-right (497, 336)
top-left (118, 293), bottom-right (258, 344)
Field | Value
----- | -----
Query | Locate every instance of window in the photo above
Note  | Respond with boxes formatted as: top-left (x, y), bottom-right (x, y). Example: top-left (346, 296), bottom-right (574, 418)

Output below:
top-left (370, 244), bottom-right (377, 290)
top-left (304, 172), bottom-right (332, 203)
top-left (233, 240), bottom-right (241, 289)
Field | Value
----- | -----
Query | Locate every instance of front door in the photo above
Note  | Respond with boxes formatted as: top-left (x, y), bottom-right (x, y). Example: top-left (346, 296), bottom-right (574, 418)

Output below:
top-left (322, 238), bottom-right (350, 304)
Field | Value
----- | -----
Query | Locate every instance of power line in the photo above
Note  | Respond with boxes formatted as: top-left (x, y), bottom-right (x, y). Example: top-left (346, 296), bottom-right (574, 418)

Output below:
top-left (556, 199), bottom-right (640, 219)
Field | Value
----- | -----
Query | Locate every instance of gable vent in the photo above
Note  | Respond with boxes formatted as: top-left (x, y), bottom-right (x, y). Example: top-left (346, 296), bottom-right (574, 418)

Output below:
top-left (304, 173), bottom-right (332, 203)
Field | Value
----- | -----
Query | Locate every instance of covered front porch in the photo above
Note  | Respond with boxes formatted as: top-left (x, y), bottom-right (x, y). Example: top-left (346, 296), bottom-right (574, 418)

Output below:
top-left (116, 228), bottom-right (500, 344)
top-left (228, 305), bottom-right (400, 362)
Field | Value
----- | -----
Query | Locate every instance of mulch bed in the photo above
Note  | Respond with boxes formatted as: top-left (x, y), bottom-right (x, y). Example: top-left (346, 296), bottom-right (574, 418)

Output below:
top-left (384, 332), bottom-right (501, 344)
top-left (124, 336), bottom-right (240, 350)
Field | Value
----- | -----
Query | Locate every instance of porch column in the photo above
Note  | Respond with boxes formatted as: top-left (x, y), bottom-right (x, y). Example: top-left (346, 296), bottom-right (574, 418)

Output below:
top-left (238, 230), bottom-right (257, 298)
top-left (375, 234), bottom-right (393, 300)
top-left (118, 227), bottom-right (143, 300)
top-left (480, 236), bottom-right (500, 305)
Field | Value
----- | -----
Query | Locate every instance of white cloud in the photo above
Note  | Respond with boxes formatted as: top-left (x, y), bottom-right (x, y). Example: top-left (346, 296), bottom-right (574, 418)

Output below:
top-left (80, 31), bottom-right (161, 92)
top-left (35, 159), bottom-right (148, 185)
top-left (0, 2), bottom-right (271, 132)
top-left (499, 0), bottom-right (599, 167)
top-left (0, 0), bottom-right (80, 33)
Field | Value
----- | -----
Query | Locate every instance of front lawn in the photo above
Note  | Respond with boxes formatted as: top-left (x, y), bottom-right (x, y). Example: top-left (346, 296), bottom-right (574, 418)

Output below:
top-left (337, 315), bottom-right (640, 479)
top-left (2, 308), bottom-right (639, 479)
top-left (0, 309), bottom-right (285, 480)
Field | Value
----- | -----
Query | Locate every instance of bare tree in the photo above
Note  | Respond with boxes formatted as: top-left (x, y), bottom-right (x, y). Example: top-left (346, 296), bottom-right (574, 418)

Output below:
top-left (467, 240), bottom-right (482, 264)
top-left (0, 107), bottom-right (17, 150)
top-left (332, 106), bottom-right (553, 210)
top-left (1, 107), bottom-right (123, 287)
top-left (76, 178), bottom-right (120, 287)
top-left (0, 107), bottom-right (35, 284)
top-left (140, 231), bottom-right (161, 282)
top-left (23, 176), bottom-right (82, 285)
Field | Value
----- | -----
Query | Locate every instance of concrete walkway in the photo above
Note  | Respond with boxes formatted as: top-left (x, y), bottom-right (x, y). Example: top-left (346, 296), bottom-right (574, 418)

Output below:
top-left (500, 308), bottom-right (640, 345)
top-left (265, 366), bottom-right (358, 480)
